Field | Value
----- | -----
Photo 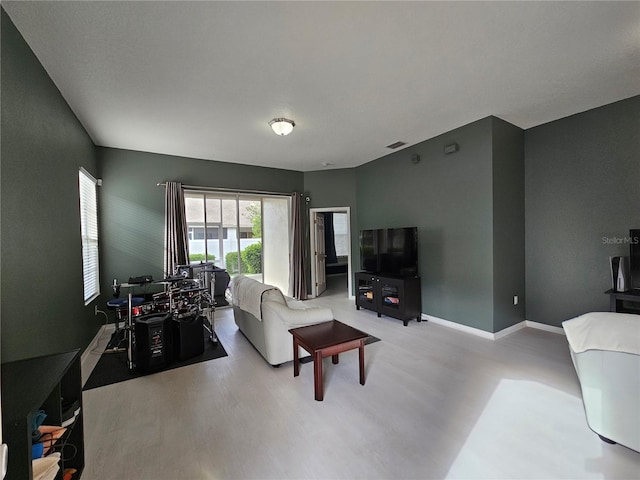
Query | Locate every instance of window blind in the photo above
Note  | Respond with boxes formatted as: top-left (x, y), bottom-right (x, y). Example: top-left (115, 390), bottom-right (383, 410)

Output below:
top-left (79, 168), bottom-right (100, 304)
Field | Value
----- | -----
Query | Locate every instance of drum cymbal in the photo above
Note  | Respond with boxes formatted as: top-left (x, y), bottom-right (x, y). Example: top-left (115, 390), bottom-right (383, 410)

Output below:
top-left (156, 276), bottom-right (185, 283)
top-left (178, 286), bottom-right (206, 293)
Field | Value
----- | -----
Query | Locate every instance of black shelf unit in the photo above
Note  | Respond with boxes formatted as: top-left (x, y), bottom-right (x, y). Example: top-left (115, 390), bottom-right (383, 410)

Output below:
top-left (605, 288), bottom-right (640, 314)
top-left (1, 350), bottom-right (84, 480)
top-left (355, 272), bottom-right (422, 326)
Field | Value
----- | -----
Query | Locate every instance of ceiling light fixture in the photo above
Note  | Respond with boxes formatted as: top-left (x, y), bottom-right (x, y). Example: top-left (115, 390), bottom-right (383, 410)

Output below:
top-left (269, 118), bottom-right (295, 136)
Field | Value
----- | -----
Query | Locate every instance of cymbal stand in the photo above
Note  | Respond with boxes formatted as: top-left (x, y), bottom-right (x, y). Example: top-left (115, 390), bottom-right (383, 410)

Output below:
top-left (127, 291), bottom-right (134, 371)
top-left (200, 273), bottom-right (217, 344)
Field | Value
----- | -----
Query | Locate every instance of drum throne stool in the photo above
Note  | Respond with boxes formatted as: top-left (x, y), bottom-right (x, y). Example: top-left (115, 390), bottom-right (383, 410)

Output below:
top-left (106, 295), bottom-right (145, 350)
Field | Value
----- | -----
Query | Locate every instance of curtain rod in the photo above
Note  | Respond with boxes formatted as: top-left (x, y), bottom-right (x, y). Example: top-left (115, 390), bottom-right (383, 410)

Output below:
top-left (157, 182), bottom-right (293, 197)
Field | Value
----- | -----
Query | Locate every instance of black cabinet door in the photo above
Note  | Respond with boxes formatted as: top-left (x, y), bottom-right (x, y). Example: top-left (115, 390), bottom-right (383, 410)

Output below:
top-left (355, 272), bottom-right (377, 312)
top-left (378, 276), bottom-right (403, 317)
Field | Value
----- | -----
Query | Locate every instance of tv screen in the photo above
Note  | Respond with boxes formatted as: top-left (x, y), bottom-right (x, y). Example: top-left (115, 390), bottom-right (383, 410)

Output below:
top-left (360, 229), bottom-right (379, 273)
top-left (631, 229), bottom-right (640, 290)
top-left (360, 227), bottom-right (418, 276)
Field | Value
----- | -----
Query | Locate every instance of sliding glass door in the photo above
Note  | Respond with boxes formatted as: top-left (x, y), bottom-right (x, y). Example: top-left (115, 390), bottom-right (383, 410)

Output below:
top-left (262, 196), bottom-right (290, 290)
top-left (184, 191), bottom-right (290, 292)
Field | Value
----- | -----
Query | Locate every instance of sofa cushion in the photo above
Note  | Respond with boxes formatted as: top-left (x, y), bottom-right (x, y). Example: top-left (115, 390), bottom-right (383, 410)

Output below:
top-left (263, 288), bottom-right (286, 305)
top-left (563, 312), bottom-right (640, 355)
top-left (232, 275), bottom-right (284, 320)
top-left (261, 300), bottom-right (333, 329)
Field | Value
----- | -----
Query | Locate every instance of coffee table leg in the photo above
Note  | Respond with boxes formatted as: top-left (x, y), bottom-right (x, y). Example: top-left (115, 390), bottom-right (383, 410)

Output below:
top-left (359, 340), bottom-right (365, 385)
top-left (314, 350), bottom-right (323, 401)
top-left (293, 338), bottom-right (300, 377)
top-left (332, 354), bottom-right (339, 364)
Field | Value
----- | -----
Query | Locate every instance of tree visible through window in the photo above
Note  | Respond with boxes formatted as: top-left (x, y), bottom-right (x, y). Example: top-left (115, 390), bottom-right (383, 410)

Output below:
top-left (183, 191), bottom-right (290, 293)
top-left (184, 192), bottom-right (262, 273)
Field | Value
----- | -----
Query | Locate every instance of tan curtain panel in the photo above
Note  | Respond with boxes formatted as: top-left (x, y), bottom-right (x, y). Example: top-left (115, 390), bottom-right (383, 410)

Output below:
top-left (164, 181), bottom-right (189, 277)
top-left (289, 192), bottom-right (308, 300)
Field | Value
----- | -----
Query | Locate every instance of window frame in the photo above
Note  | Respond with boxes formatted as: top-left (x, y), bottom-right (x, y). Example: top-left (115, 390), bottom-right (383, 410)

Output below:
top-left (79, 167), bottom-right (100, 305)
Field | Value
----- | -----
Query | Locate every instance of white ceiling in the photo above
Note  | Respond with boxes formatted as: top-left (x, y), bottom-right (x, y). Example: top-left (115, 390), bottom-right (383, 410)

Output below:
top-left (3, 1), bottom-right (639, 172)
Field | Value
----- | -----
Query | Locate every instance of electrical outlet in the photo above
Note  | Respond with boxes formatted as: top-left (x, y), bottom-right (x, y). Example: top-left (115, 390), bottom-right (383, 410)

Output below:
top-left (513, 295), bottom-right (519, 305)
top-left (95, 305), bottom-right (99, 316)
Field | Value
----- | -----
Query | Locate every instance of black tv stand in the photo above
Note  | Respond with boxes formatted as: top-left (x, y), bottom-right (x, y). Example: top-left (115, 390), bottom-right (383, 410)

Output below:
top-left (355, 272), bottom-right (422, 326)
top-left (605, 288), bottom-right (640, 314)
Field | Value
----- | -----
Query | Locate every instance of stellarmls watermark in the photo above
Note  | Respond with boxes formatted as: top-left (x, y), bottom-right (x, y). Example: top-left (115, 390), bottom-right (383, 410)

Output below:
top-left (602, 235), bottom-right (639, 245)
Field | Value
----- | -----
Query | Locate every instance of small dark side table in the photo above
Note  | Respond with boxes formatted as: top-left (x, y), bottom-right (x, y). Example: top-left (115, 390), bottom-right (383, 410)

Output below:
top-left (289, 320), bottom-right (369, 401)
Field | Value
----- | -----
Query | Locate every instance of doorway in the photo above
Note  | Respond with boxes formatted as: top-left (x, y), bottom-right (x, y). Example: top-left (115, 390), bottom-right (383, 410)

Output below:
top-left (309, 207), bottom-right (352, 298)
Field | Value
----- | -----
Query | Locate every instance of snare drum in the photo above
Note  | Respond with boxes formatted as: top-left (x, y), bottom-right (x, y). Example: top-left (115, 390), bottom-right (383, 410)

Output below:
top-left (131, 301), bottom-right (155, 317)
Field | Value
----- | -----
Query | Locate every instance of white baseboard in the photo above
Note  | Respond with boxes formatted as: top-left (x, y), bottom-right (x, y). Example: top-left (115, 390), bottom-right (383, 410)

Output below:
top-left (494, 321), bottom-right (528, 340)
top-left (81, 323), bottom-right (114, 372)
top-left (525, 320), bottom-right (565, 335)
top-left (422, 314), bottom-right (497, 340)
top-left (422, 314), bottom-right (565, 340)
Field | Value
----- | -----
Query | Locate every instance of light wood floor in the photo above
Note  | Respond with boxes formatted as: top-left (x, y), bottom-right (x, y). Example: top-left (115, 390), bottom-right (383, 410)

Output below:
top-left (81, 275), bottom-right (640, 479)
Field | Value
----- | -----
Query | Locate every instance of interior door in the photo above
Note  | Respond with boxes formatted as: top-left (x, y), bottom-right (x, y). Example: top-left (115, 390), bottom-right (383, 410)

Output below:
top-left (314, 212), bottom-right (327, 296)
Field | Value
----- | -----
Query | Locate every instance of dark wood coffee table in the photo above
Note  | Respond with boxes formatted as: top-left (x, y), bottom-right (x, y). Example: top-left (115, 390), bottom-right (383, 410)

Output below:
top-left (289, 320), bottom-right (369, 401)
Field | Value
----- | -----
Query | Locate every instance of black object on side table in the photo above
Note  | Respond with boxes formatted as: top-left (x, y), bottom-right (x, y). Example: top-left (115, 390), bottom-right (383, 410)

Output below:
top-left (605, 288), bottom-right (640, 314)
top-left (1, 350), bottom-right (84, 480)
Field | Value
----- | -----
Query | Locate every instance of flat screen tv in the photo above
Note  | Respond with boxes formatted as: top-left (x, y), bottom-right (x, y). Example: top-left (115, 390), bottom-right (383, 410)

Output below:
top-left (630, 229), bottom-right (640, 290)
top-left (359, 227), bottom-right (418, 277)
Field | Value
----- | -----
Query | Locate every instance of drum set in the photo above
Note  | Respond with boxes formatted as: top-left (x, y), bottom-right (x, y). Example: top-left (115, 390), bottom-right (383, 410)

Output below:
top-left (110, 263), bottom-right (218, 371)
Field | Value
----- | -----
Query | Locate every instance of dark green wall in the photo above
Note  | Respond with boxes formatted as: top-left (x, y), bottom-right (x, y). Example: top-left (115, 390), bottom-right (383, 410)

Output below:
top-left (97, 147), bottom-right (303, 302)
top-left (492, 117), bottom-right (525, 331)
top-left (1, 9), bottom-right (101, 362)
top-left (304, 168), bottom-right (358, 292)
top-left (524, 96), bottom-right (640, 327)
top-left (356, 118), bottom-right (496, 331)
top-left (304, 168), bottom-right (357, 213)
top-left (3, 2), bottom-right (637, 356)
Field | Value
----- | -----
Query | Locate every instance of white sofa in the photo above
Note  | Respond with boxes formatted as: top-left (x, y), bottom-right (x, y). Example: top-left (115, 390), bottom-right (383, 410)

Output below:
top-left (232, 275), bottom-right (333, 366)
top-left (562, 312), bottom-right (640, 452)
